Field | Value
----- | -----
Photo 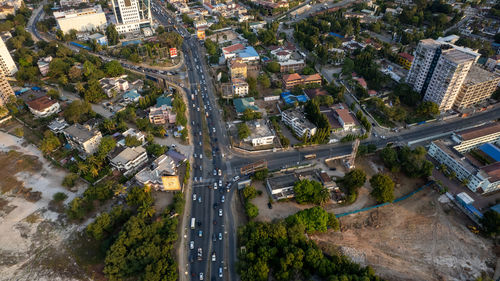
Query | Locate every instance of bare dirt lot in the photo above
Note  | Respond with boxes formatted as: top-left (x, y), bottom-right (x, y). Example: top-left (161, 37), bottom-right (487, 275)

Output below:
top-left (312, 190), bottom-right (495, 281)
top-left (0, 132), bottom-right (88, 281)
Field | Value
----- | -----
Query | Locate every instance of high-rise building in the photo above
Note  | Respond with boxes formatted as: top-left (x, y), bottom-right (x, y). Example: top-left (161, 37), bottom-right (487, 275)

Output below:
top-left (454, 65), bottom-right (500, 110)
top-left (0, 37), bottom-right (17, 76)
top-left (406, 38), bottom-right (480, 111)
top-left (0, 68), bottom-right (14, 106)
top-left (111, 0), bottom-right (152, 34)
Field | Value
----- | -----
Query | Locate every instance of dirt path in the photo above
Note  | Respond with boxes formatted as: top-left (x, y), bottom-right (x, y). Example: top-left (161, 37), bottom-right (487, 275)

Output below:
top-left (312, 190), bottom-right (495, 281)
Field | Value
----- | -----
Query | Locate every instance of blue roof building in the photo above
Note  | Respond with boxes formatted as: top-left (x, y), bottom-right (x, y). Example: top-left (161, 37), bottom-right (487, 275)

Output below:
top-left (479, 143), bottom-right (500, 162)
top-left (123, 90), bottom-right (141, 102)
top-left (233, 97), bottom-right (259, 114)
top-left (281, 91), bottom-right (310, 105)
top-left (156, 95), bottom-right (172, 107)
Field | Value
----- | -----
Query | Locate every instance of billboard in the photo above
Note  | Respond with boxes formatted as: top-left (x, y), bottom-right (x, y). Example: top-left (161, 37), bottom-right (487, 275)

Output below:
top-left (197, 29), bottom-right (205, 40)
top-left (169, 47), bottom-right (178, 58)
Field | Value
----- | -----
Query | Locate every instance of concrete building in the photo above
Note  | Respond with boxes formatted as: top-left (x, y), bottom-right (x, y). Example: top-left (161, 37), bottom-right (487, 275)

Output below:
top-left (279, 59), bottom-right (305, 73)
top-left (266, 174), bottom-right (297, 200)
top-left (135, 154), bottom-right (180, 191)
top-left (244, 120), bottom-right (275, 146)
top-left (231, 78), bottom-right (248, 97)
top-left (148, 105), bottom-right (176, 125)
top-left (406, 38), bottom-right (480, 111)
top-left (0, 37), bottom-right (16, 76)
top-left (54, 5), bottom-right (107, 33)
top-left (60, 0), bottom-right (89, 8)
top-left (99, 77), bottom-right (129, 97)
top-left (229, 59), bottom-right (247, 79)
top-left (111, 0), bottom-right (152, 34)
top-left (110, 146), bottom-right (148, 175)
top-left (0, 67), bottom-right (13, 106)
top-left (0, 4), bottom-right (14, 20)
top-left (221, 43), bottom-right (258, 63)
top-left (25, 96), bottom-right (60, 118)
top-left (453, 65), bottom-right (500, 109)
top-left (428, 140), bottom-right (500, 193)
top-left (282, 73), bottom-right (322, 89)
top-left (233, 97), bottom-right (259, 115)
top-left (397, 52), bottom-right (413, 70)
top-left (281, 108), bottom-right (317, 138)
top-left (88, 33), bottom-right (108, 45)
top-left (47, 118), bottom-right (69, 133)
top-left (452, 122), bottom-right (500, 153)
top-left (37, 56), bottom-right (52, 76)
top-left (334, 108), bottom-right (356, 131)
top-left (63, 123), bottom-right (102, 155)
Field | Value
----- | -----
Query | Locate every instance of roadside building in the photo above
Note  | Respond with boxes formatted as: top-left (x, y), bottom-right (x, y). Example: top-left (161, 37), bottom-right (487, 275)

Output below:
top-left (282, 73), bottom-right (303, 89)
top-left (99, 77), bottom-right (129, 98)
top-left (451, 122), bottom-right (500, 153)
top-left (318, 171), bottom-right (336, 190)
top-left (397, 52), bottom-right (414, 70)
top-left (54, 5), bottom-right (107, 33)
top-left (233, 97), bottom-right (259, 115)
top-left (63, 123), bottom-right (102, 155)
top-left (0, 37), bottom-right (17, 76)
top-left (221, 43), bottom-right (259, 63)
top-left (0, 4), bottom-right (14, 19)
top-left (25, 95), bottom-right (60, 118)
top-left (244, 120), bottom-right (275, 146)
top-left (37, 56), bottom-right (52, 76)
top-left (334, 108), bottom-right (356, 131)
top-left (281, 108), bottom-right (317, 138)
top-left (229, 59), bottom-right (247, 79)
top-left (232, 78), bottom-right (249, 97)
top-left (135, 154), bottom-right (180, 191)
top-left (60, 0), bottom-right (89, 7)
top-left (111, 0), bottom-right (153, 34)
top-left (453, 65), bottom-right (500, 110)
top-left (88, 33), bottom-right (108, 45)
top-left (279, 59), bottom-right (305, 73)
top-left (303, 73), bottom-right (322, 86)
top-left (110, 146), bottom-right (148, 175)
top-left (266, 174), bottom-right (297, 200)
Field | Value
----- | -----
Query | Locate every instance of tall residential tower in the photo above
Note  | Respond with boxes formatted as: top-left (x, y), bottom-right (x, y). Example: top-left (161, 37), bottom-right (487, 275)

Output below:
top-left (0, 37), bottom-right (17, 76)
top-left (111, 0), bottom-right (152, 34)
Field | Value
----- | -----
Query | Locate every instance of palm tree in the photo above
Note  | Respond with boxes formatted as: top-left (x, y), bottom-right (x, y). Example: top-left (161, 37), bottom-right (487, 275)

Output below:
top-left (138, 203), bottom-right (156, 218)
top-left (76, 161), bottom-right (88, 175)
top-left (89, 166), bottom-right (99, 178)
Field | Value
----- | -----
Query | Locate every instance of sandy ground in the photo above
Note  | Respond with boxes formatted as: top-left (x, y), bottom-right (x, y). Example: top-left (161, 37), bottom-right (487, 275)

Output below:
top-left (312, 190), bottom-right (495, 281)
top-left (0, 132), bottom-right (88, 281)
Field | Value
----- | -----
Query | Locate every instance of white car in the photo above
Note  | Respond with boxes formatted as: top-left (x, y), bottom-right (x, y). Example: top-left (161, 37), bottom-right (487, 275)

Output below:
top-left (219, 267), bottom-right (223, 278)
top-left (193, 194), bottom-right (197, 201)
top-left (213, 169), bottom-right (217, 176)
top-left (197, 107), bottom-right (200, 112)
top-left (218, 232), bottom-right (222, 241)
top-left (218, 180), bottom-right (223, 187)
top-left (198, 230), bottom-right (203, 237)
top-left (199, 273), bottom-right (204, 280)
top-left (194, 177), bottom-right (198, 182)
top-left (198, 196), bottom-right (202, 203)
top-left (213, 182), bottom-right (218, 190)
top-left (199, 154), bottom-right (203, 159)
top-left (212, 127), bottom-right (216, 133)
top-left (218, 169), bottom-right (222, 176)
top-left (190, 241), bottom-right (194, 249)
top-left (211, 252), bottom-right (216, 262)
top-left (221, 195), bottom-right (225, 203)
top-left (218, 209), bottom-right (223, 217)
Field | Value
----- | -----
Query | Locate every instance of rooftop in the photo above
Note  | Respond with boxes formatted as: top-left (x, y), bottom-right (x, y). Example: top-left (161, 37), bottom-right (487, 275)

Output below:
top-left (233, 97), bottom-right (259, 113)
top-left (303, 73), bottom-right (321, 82)
top-left (442, 48), bottom-right (479, 65)
top-left (433, 140), bottom-right (476, 172)
top-left (335, 108), bottom-right (355, 124)
top-left (463, 65), bottom-right (500, 86)
top-left (135, 154), bottom-right (177, 185)
top-left (283, 73), bottom-right (302, 82)
top-left (398, 52), bottom-right (414, 62)
top-left (482, 162), bottom-right (500, 183)
top-left (245, 120), bottom-right (274, 140)
top-left (283, 109), bottom-right (316, 130)
top-left (479, 143), bottom-right (500, 162)
top-left (456, 122), bottom-right (500, 141)
top-left (267, 174), bottom-right (297, 190)
top-left (304, 88), bottom-right (328, 99)
top-left (25, 95), bottom-right (57, 111)
top-left (110, 146), bottom-right (146, 166)
top-left (222, 43), bottom-right (245, 54)
top-left (156, 95), bottom-right (172, 107)
top-left (63, 124), bottom-right (100, 143)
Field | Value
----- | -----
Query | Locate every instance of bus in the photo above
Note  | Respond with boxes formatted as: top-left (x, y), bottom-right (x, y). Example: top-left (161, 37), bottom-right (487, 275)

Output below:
top-left (191, 218), bottom-right (196, 229)
top-left (304, 154), bottom-right (316, 160)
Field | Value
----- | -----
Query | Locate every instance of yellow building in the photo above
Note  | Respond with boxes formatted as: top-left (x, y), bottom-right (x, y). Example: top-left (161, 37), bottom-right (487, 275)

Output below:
top-left (197, 29), bottom-right (205, 40)
top-left (229, 59), bottom-right (247, 79)
top-left (161, 175), bottom-right (181, 191)
top-left (397, 52), bottom-right (414, 70)
top-left (454, 65), bottom-right (500, 110)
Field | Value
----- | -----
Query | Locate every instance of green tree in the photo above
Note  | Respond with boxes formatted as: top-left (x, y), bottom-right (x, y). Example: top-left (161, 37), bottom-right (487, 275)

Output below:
top-left (62, 173), bottom-right (79, 187)
top-left (106, 24), bottom-right (119, 45)
top-left (245, 202), bottom-right (259, 219)
top-left (370, 174), bottom-right (395, 203)
top-left (293, 179), bottom-right (329, 205)
top-left (84, 79), bottom-right (106, 103)
top-left (267, 61), bottom-right (281, 73)
top-left (417, 101), bottom-right (440, 117)
top-left (63, 100), bottom-right (93, 123)
top-left (242, 185), bottom-right (257, 201)
top-left (481, 210), bottom-right (500, 237)
top-left (104, 60), bottom-right (125, 77)
top-left (237, 123), bottom-right (250, 139)
top-left (53, 192), bottom-right (68, 202)
top-left (40, 130), bottom-right (61, 154)
top-left (252, 168), bottom-right (268, 181)
top-left (125, 135), bottom-right (142, 147)
top-left (258, 73), bottom-right (271, 88)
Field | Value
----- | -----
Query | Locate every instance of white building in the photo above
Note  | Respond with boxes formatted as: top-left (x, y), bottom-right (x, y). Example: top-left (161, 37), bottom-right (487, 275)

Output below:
top-left (428, 140), bottom-right (500, 194)
top-left (451, 122), bottom-right (500, 153)
top-left (406, 38), bottom-right (480, 111)
top-left (0, 37), bottom-right (17, 76)
top-left (99, 77), bottom-right (129, 97)
top-left (54, 5), bottom-right (107, 33)
top-left (244, 120), bottom-right (275, 146)
top-left (59, 0), bottom-right (89, 8)
top-left (334, 108), bottom-right (356, 131)
top-left (110, 146), bottom-right (148, 175)
top-left (0, 67), bottom-right (13, 106)
top-left (63, 123), bottom-right (102, 155)
top-left (135, 154), bottom-right (179, 190)
top-left (111, 0), bottom-right (152, 34)
top-left (281, 109), bottom-right (317, 138)
top-left (25, 96), bottom-right (60, 118)
top-left (232, 78), bottom-right (248, 97)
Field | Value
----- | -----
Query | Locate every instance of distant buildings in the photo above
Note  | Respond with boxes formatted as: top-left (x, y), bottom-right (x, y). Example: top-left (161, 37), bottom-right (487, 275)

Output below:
top-left (54, 5), bottom-right (107, 33)
top-left (229, 59), bottom-right (247, 79)
top-left (282, 73), bottom-right (321, 89)
top-left (0, 37), bottom-right (17, 76)
top-left (334, 108), bottom-right (356, 131)
top-left (279, 59), bottom-right (305, 73)
top-left (88, 33), bottom-right (108, 45)
top-left (0, 68), bottom-right (13, 106)
top-left (453, 65), bottom-right (500, 110)
top-left (110, 146), bottom-right (148, 175)
top-left (99, 77), bottom-right (129, 98)
top-left (111, 0), bottom-right (153, 34)
top-left (25, 95), bottom-right (60, 118)
top-left (37, 56), bottom-right (52, 76)
top-left (397, 52), bottom-right (413, 70)
top-left (221, 43), bottom-right (259, 63)
top-left (231, 78), bottom-right (249, 97)
top-left (59, 0), bottom-right (89, 8)
top-left (48, 118), bottom-right (69, 133)
top-left (244, 120), bottom-right (275, 146)
top-left (63, 123), bottom-right (103, 155)
top-left (406, 38), bottom-right (480, 111)
top-left (0, 4), bottom-right (14, 20)
top-left (148, 105), bottom-right (177, 125)
top-left (281, 108), bottom-right (317, 138)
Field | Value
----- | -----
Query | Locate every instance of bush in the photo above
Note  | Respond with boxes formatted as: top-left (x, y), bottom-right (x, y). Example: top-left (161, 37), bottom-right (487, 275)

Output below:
top-left (62, 173), bottom-right (79, 188)
top-left (245, 202), bottom-right (259, 219)
top-left (53, 192), bottom-right (68, 202)
top-left (293, 179), bottom-right (329, 205)
top-left (252, 169), bottom-right (268, 181)
top-left (370, 173), bottom-right (395, 203)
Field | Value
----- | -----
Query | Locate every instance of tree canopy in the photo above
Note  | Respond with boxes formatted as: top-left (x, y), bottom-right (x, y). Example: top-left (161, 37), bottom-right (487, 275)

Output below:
top-left (293, 179), bottom-right (329, 205)
top-left (370, 174), bottom-right (395, 203)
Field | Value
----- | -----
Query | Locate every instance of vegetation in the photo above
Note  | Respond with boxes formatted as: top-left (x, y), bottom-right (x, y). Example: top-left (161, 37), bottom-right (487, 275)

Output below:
top-left (252, 168), bottom-right (269, 181)
top-left (293, 179), bottom-right (329, 205)
top-left (62, 173), bottom-right (79, 188)
top-left (53, 192), bottom-right (68, 202)
top-left (242, 186), bottom-right (259, 219)
top-left (370, 174), bottom-right (395, 203)
top-left (238, 123), bottom-right (251, 139)
top-left (340, 169), bottom-right (366, 203)
top-left (237, 207), bottom-right (378, 281)
top-left (40, 130), bottom-right (61, 154)
top-left (481, 210), bottom-right (500, 237)
top-left (357, 144), bottom-right (377, 156)
top-left (241, 108), bottom-right (262, 121)
top-left (379, 146), bottom-right (433, 178)
top-left (304, 100), bottom-right (331, 144)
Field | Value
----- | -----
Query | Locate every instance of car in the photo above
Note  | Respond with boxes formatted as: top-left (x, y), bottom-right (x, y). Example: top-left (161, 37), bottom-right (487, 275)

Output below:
top-left (214, 182), bottom-right (218, 189)
top-left (218, 267), bottom-right (223, 278)
top-left (268, 202), bottom-right (273, 209)
top-left (221, 195), bottom-right (225, 203)
top-left (197, 107), bottom-right (200, 111)
top-left (218, 232), bottom-right (222, 241)
top-left (199, 141), bottom-right (202, 146)
top-left (213, 169), bottom-right (217, 176)
top-left (194, 177), bottom-right (198, 182)
top-left (218, 209), bottom-right (223, 217)
top-left (189, 254), bottom-right (194, 263)
top-left (199, 176), bottom-right (203, 182)
top-left (198, 196), bottom-right (202, 203)
top-left (212, 234), bottom-right (217, 242)
top-left (193, 194), bottom-right (197, 201)
top-left (192, 103), bottom-right (195, 108)
top-left (199, 272), bottom-right (204, 280)
top-left (199, 132), bottom-right (202, 136)
top-left (218, 180), bottom-right (222, 187)
top-left (233, 176), bottom-right (240, 181)
top-left (198, 230), bottom-right (203, 237)
top-left (218, 169), bottom-right (222, 176)
top-left (213, 202), bottom-right (218, 209)
top-left (199, 154), bottom-right (203, 159)
top-left (190, 241), bottom-right (194, 249)
top-left (212, 127), bottom-right (216, 133)
top-left (211, 252), bottom-right (216, 262)
top-left (194, 153), bottom-right (197, 158)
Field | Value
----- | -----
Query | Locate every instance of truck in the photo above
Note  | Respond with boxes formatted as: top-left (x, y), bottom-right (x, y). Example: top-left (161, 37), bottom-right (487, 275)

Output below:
top-left (197, 248), bottom-right (203, 260)
top-left (304, 154), bottom-right (317, 160)
top-left (191, 218), bottom-right (196, 229)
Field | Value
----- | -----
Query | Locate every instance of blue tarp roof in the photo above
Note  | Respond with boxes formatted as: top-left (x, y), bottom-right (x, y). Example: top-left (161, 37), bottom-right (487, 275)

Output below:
top-left (281, 91), bottom-right (309, 105)
top-left (124, 90), bottom-right (140, 100)
top-left (156, 95), bottom-right (172, 107)
top-left (238, 46), bottom-right (259, 58)
top-left (465, 204), bottom-right (483, 219)
top-left (479, 143), bottom-right (500, 162)
top-left (329, 32), bottom-right (344, 38)
top-left (122, 40), bottom-right (142, 46)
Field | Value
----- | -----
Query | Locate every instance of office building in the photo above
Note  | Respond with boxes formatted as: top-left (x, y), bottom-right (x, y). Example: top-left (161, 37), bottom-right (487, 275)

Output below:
top-left (281, 108), bottom-right (317, 138)
top-left (406, 39), bottom-right (480, 111)
top-left (111, 0), bottom-right (152, 34)
top-left (0, 68), bottom-right (13, 106)
top-left (0, 37), bottom-right (17, 76)
top-left (453, 65), bottom-right (500, 109)
top-left (54, 5), bottom-right (107, 33)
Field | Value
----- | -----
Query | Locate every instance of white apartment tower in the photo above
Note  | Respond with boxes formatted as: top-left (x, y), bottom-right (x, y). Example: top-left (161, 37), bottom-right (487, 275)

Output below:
top-left (406, 39), bottom-right (479, 111)
top-left (111, 0), bottom-right (152, 34)
top-left (0, 37), bottom-right (17, 76)
top-left (0, 68), bottom-right (14, 106)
